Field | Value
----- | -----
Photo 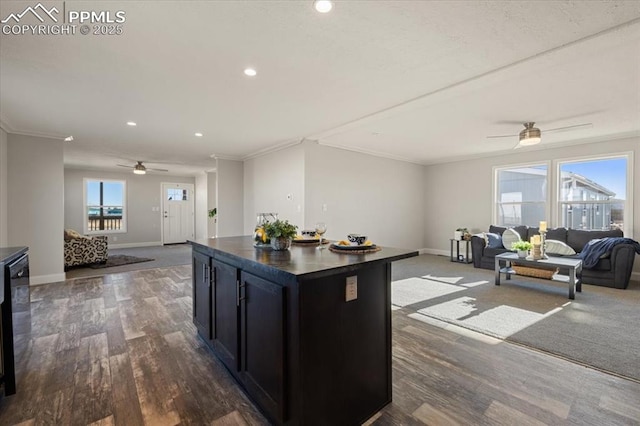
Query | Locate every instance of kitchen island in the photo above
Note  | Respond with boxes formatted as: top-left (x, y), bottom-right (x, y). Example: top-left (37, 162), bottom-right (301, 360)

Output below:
top-left (190, 236), bottom-right (418, 425)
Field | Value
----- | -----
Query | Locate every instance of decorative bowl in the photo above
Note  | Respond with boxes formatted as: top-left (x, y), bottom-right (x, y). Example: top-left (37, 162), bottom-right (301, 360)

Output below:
top-left (347, 234), bottom-right (367, 246)
top-left (301, 230), bottom-right (317, 239)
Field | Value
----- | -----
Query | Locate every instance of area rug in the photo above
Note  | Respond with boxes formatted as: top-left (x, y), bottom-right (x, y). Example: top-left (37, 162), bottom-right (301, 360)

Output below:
top-left (88, 254), bottom-right (154, 269)
top-left (391, 256), bottom-right (640, 382)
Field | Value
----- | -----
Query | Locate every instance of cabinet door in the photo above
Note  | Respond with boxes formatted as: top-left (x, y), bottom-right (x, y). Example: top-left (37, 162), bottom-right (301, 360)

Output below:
top-left (239, 271), bottom-right (286, 423)
top-left (192, 251), bottom-right (211, 339)
top-left (212, 260), bottom-right (239, 371)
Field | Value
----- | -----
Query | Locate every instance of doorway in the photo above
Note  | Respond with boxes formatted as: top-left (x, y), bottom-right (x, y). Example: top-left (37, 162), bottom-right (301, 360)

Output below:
top-left (162, 183), bottom-right (195, 244)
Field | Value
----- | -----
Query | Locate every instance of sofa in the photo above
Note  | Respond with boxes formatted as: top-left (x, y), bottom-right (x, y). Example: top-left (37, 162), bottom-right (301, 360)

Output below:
top-left (64, 229), bottom-right (108, 268)
top-left (471, 225), bottom-right (638, 289)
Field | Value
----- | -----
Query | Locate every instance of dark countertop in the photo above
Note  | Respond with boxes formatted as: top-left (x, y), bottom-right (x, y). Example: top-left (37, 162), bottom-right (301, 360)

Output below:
top-left (190, 236), bottom-right (418, 281)
top-left (0, 246), bottom-right (28, 265)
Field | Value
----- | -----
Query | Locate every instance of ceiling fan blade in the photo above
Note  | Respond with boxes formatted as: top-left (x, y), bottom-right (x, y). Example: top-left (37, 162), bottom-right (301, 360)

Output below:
top-left (147, 168), bottom-right (169, 172)
top-left (486, 133), bottom-right (518, 139)
top-left (117, 164), bottom-right (133, 168)
top-left (543, 123), bottom-right (593, 134)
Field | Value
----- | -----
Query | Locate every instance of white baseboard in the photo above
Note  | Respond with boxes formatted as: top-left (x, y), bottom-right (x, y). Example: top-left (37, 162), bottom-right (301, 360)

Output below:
top-left (30, 273), bottom-right (66, 285)
top-left (419, 248), bottom-right (450, 257)
top-left (108, 241), bottom-right (163, 249)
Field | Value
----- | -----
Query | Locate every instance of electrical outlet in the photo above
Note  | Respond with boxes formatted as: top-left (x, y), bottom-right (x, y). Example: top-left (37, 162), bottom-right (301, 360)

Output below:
top-left (322, 203), bottom-right (327, 212)
top-left (346, 276), bottom-right (357, 302)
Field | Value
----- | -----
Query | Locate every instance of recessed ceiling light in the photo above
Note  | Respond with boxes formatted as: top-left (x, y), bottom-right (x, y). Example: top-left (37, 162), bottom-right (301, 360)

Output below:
top-left (244, 68), bottom-right (257, 77)
top-left (126, 121), bottom-right (137, 126)
top-left (64, 136), bottom-right (74, 142)
top-left (195, 132), bottom-right (203, 137)
top-left (314, 0), bottom-right (333, 13)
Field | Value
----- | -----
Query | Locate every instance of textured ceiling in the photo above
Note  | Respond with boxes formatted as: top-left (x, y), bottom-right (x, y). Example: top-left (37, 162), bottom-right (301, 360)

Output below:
top-left (1, 1), bottom-right (639, 175)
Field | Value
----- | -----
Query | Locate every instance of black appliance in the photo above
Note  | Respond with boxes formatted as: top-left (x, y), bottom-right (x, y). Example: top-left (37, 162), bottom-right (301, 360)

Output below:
top-left (1, 253), bottom-right (30, 396)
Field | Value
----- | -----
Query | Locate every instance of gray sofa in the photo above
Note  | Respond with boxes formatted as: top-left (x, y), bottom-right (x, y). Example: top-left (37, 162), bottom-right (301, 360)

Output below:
top-left (470, 225), bottom-right (638, 289)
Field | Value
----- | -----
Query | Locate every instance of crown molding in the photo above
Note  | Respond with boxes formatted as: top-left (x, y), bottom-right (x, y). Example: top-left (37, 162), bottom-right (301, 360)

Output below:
top-left (317, 141), bottom-right (424, 166)
top-left (242, 138), bottom-right (304, 161)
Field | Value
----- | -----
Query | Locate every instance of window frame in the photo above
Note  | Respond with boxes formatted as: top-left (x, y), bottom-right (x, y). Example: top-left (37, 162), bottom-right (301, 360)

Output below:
top-left (83, 178), bottom-right (127, 235)
top-left (492, 161), bottom-right (551, 228)
top-left (554, 152), bottom-right (633, 236)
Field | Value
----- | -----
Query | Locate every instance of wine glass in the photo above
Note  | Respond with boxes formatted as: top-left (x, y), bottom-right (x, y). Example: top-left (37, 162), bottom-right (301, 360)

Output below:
top-left (315, 222), bottom-right (327, 249)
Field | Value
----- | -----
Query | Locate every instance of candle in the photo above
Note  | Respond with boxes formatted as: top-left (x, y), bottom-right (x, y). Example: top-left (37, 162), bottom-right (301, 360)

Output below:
top-left (532, 235), bottom-right (540, 245)
top-left (539, 221), bottom-right (547, 232)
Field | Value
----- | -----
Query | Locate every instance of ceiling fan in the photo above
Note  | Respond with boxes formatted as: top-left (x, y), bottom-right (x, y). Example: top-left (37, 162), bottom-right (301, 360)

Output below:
top-left (487, 122), bottom-right (593, 148)
top-left (117, 161), bottom-right (168, 175)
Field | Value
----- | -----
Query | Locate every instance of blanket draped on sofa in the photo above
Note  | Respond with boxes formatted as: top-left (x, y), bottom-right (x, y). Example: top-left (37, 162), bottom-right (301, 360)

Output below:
top-left (580, 237), bottom-right (640, 268)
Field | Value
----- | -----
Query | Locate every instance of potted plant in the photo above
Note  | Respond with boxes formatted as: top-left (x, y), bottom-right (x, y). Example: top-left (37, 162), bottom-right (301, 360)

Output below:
top-left (264, 219), bottom-right (298, 251)
top-left (208, 208), bottom-right (217, 222)
top-left (511, 240), bottom-right (532, 258)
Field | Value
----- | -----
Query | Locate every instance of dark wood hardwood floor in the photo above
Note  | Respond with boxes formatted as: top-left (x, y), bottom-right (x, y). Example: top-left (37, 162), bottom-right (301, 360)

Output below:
top-left (1, 265), bottom-right (638, 425)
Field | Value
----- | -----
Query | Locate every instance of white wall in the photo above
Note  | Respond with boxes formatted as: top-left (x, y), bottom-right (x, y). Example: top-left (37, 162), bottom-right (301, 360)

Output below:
top-left (424, 136), bottom-right (640, 276)
top-left (217, 159), bottom-right (244, 237)
top-left (304, 141), bottom-right (425, 249)
top-left (8, 134), bottom-right (65, 284)
top-left (0, 127), bottom-right (7, 247)
top-left (243, 144), bottom-right (305, 233)
top-left (242, 141), bottom-right (425, 249)
top-left (195, 172), bottom-right (208, 241)
top-left (64, 168), bottom-right (195, 247)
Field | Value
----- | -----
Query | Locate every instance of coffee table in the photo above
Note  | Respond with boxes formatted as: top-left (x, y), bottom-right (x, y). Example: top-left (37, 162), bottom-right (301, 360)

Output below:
top-left (495, 252), bottom-right (583, 299)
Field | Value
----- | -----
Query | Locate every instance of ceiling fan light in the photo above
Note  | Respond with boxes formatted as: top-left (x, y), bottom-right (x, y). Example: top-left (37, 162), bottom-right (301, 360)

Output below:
top-left (519, 126), bottom-right (541, 146)
top-left (133, 163), bottom-right (147, 174)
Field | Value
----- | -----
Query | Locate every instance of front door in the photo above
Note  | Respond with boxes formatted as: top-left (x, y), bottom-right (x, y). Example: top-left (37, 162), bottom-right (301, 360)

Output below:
top-left (162, 183), bottom-right (194, 244)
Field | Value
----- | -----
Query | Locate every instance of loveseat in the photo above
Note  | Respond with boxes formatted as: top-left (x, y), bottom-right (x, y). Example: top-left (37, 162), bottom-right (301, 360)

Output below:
top-left (64, 229), bottom-right (108, 268)
top-left (471, 225), bottom-right (639, 289)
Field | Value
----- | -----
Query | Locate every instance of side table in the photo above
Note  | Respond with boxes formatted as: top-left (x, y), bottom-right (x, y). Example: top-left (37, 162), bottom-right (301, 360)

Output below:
top-left (450, 239), bottom-right (472, 263)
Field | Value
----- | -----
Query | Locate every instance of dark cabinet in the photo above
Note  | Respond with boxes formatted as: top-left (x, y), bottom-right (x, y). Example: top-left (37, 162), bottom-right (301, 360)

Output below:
top-left (211, 260), bottom-right (239, 371)
top-left (190, 238), bottom-right (417, 426)
top-left (239, 271), bottom-right (286, 424)
top-left (192, 250), bottom-right (211, 339)
top-left (192, 249), bottom-right (286, 424)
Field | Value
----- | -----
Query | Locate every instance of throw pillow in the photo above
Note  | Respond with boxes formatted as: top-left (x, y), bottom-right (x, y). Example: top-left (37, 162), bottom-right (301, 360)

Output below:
top-left (502, 228), bottom-right (521, 250)
top-left (545, 239), bottom-right (577, 256)
top-left (64, 229), bottom-right (83, 240)
top-left (483, 232), bottom-right (503, 249)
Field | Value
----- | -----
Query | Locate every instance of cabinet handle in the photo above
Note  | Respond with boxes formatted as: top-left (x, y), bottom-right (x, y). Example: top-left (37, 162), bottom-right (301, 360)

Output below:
top-left (236, 280), bottom-right (246, 306)
top-left (203, 264), bottom-right (210, 286)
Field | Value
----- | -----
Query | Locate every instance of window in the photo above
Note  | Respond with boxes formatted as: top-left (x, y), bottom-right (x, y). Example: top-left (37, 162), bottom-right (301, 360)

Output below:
top-left (167, 188), bottom-right (188, 201)
top-left (494, 164), bottom-right (548, 227)
top-left (558, 156), bottom-right (628, 232)
top-left (494, 153), bottom-right (633, 235)
top-left (84, 179), bottom-right (126, 234)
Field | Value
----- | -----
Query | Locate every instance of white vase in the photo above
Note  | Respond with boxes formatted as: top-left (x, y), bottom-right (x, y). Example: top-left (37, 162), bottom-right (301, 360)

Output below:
top-left (517, 250), bottom-right (528, 258)
top-left (454, 231), bottom-right (462, 241)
